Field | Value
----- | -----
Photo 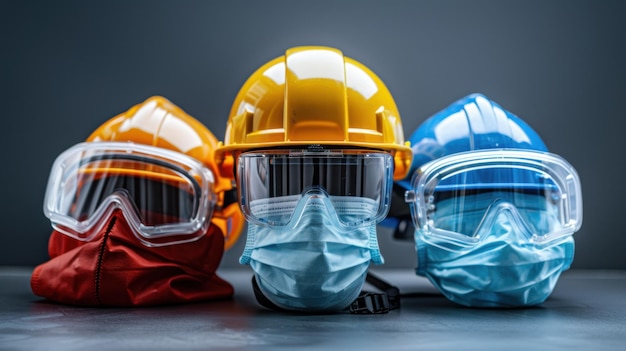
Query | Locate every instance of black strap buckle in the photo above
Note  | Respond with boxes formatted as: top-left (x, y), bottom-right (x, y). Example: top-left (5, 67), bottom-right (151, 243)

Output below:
top-left (365, 271), bottom-right (401, 310)
top-left (349, 292), bottom-right (390, 314)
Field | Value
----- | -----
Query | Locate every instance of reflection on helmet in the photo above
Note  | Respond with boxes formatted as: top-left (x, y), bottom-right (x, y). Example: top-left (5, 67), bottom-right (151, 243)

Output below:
top-left (83, 96), bottom-right (244, 249)
top-left (216, 46), bottom-right (412, 180)
top-left (402, 93), bottom-right (548, 188)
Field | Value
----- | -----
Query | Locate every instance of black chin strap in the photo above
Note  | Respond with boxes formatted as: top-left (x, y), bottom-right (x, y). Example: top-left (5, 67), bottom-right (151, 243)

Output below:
top-left (349, 271), bottom-right (401, 314)
top-left (251, 275), bottom-right (281, 311)
top-left (251, 270), bottom-right (401, 314)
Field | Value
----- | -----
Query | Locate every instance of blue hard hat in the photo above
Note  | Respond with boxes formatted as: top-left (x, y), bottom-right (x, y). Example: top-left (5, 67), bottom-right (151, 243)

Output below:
top-left (398, 93), bottom-right (548, 190)
top-left (382, 93), bottom-right (549, 239)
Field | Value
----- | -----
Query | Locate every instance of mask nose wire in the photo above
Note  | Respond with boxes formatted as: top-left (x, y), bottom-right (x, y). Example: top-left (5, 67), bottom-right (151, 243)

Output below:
top-left (475, 200), bottom-right (537, 240)
top-left (284, 188), bottom-right (344, 229)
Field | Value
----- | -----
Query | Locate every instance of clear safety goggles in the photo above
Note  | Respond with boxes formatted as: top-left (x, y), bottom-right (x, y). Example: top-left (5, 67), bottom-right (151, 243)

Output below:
top-left (238, 149), bottom-right (394, 229)
top-left (44, 142), bottom-right (216, 247)
top-left (404, 149), bottom-right (583, 245)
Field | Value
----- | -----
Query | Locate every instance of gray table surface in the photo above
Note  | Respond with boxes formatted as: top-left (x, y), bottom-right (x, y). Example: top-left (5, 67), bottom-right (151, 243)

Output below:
top-left (1, 266), bottom-right (625, 351)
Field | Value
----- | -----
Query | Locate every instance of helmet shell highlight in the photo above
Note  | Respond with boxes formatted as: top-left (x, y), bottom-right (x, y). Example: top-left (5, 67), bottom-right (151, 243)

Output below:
top-left (399, 93), bottom-right (547, 189)
top-left (216, 46), bottom-right (412, 180)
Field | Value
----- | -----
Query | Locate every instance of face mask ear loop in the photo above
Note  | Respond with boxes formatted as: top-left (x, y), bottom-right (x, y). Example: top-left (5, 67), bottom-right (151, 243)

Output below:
top-left (415, 232), bottom-right (429, 276)
top-left (368, 225), bottom-right (384, 265)
top-left (239, 223), bottom-right (258, 265)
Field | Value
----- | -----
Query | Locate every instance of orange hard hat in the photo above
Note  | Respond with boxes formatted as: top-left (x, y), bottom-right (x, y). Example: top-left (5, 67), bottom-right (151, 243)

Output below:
top-left (87, 96), bottom-right (244, 250)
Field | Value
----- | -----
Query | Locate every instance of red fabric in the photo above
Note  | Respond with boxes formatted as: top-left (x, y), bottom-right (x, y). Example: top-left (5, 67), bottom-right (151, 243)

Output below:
top-left (31, 210), bottom-right (233, 306)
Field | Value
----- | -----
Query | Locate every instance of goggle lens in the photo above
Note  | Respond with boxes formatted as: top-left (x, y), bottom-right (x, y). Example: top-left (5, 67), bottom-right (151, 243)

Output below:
top-left (239, 149), bottom-right (393, 228)
top-left (45, 142), bottom-right (216, 246)
top-left (406, 150), bottom-right (582, 243)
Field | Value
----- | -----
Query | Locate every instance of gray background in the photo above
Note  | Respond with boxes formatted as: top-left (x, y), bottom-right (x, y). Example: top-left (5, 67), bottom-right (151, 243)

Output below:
top-left (1, 0), bottom-right (624, 269)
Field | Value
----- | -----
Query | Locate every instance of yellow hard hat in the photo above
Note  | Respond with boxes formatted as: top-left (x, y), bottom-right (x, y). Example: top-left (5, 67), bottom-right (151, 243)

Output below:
top-left (87, 96), bottom-right (244, 250)
top-left (215, 46), bottom-right (412, 180)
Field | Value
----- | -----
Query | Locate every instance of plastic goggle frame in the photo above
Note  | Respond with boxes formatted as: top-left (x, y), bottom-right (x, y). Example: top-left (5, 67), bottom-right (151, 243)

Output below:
top-left (44, 142), bottom-right (217, 247)
top-left (404, 149), bottom-right (583, 246)
top-left (237, 148), bottom-right (394, 229)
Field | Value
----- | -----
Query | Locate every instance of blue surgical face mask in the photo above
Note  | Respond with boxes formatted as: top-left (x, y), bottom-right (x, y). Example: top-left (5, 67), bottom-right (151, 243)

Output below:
top-left (415, 197), bottom-right (575, 308)
top-left (240, 197), bottom-right (384, 312)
